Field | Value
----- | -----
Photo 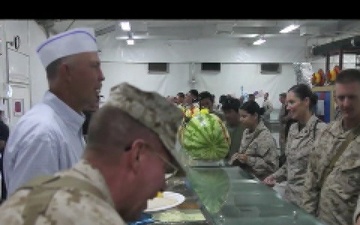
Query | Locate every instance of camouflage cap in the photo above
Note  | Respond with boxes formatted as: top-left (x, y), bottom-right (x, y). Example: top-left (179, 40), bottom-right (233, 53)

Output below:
top-left (105, 82), bottom-right (184, 162)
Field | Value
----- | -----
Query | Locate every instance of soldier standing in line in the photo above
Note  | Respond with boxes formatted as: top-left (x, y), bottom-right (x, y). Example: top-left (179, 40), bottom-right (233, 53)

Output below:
top-left (263, 84), bottom-right (326, 208)
top-left (262, 92), bottom-right (274, 130)
top-left (0, 82), bottom-right (184, 225)
top-left (302, 69), bottom-right (360, 225)
top-left (229, 101), bottom-right (278, 181)
top-left (278, 93), bottom-right (288, 160)
top-left (221, 97), bottom-right (244, 162)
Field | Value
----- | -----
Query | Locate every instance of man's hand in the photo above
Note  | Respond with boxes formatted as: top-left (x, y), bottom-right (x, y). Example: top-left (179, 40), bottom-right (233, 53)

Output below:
top-left (238, 154), bottom-right (248, 163)
top-left (229, 153), bottom-right (248, 165)
top-left (263, 174), bottom-right (276, 187)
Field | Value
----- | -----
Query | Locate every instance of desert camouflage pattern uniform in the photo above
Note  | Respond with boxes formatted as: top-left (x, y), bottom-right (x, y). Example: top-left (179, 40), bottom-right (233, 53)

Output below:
top-left (239, 120), bottom-right (278, 180)
top-left (272, 115), bottom-right (326, 207)
top-left (302, 120), bottom-right (360, 225)
top-left (0, 159), bottom-right (126, 225)
top-left (262, 99), bottom-right (273, 129)
top-left (0, 82), bottom-right (184, 225)
top-left (278, 103), bottom-right (287, 155)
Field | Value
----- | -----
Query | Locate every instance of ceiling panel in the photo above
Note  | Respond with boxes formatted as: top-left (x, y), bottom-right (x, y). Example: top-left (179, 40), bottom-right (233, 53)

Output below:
top-left (36, 19), bottom-right (360, 43)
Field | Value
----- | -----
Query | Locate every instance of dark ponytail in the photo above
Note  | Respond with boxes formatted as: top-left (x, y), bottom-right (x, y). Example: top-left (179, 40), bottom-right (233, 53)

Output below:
top-left (310, 93), bottom-right (318, 113)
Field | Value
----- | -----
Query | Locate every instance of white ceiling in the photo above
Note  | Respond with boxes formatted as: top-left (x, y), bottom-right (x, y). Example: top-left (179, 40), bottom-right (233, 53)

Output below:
top-left (35, 19), bottom-right (360, 44)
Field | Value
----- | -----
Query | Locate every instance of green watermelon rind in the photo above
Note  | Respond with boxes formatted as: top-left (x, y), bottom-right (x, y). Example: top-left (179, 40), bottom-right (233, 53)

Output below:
top-left (181, 113), bottom-right (230, 160)
top-left (188, 169), bottom-right (230, 214)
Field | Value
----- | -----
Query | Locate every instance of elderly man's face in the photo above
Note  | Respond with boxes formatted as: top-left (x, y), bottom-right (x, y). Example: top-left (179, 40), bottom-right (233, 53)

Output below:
top-left (65, 52), bottom-right (105, 112)
top-left (120, 138), bottom-right (170, 221)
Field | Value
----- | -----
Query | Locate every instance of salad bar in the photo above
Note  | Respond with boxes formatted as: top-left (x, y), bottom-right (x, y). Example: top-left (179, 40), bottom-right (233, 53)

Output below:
top-left (142, 164), bottom-right (327, 225)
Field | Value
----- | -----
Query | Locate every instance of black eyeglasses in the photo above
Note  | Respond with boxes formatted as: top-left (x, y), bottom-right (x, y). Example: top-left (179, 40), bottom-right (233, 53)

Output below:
top-left (125, 141), bottom-right (179, 180)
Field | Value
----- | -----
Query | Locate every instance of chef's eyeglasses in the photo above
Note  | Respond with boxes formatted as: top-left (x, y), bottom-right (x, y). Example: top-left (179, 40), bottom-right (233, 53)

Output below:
top-left (125, 141), bottom-right (178, 180)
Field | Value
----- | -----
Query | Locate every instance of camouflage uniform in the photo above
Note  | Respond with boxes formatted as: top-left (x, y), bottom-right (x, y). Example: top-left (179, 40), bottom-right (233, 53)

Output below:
top-left (0, 159), bottom-right (126, 225)
top-left (0, 82), bottom-right (185, 225)
top-left (278, 103), bottom-right (287, 155)
top-left (302, 120), bottom-right (360, 225)
top-left (225, 123), bottom-right (244, 161)
top-left (262, 99), bottom-right (273, 130)
top-left (238, 120), bottom-right (278, 180)
top-left (272, 115), bottom-right (326, 207)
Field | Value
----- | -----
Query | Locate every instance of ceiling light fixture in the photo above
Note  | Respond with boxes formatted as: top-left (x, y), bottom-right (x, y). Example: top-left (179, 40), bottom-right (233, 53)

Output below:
top-left (126, 39), bottom-right (135, 45)
top-left (280, 24), bottom-right (300, 33)
top-left (125, 32), bottom-right (135, 45)
top-left (253, 37), bottom-right (266, 45)
top-left (120, 21), bottom-right (131, 31)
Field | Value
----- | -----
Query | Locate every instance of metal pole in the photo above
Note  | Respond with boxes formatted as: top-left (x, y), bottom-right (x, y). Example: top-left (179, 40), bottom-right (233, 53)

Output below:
top-left (5, 41), bottom-right (12, 124)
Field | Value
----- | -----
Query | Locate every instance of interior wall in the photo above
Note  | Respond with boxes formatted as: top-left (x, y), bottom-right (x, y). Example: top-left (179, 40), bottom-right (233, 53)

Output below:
top-left (0, 20), bottom-right (47, 105)
top-left (2, 20), bottom-right (348, 128)
top-left (98, 31), bottom-right (308, 63)
top-left (97, 29), bottom-right (309, 110)
top-left (27, 21), bottom-right (49, 106)
top-left (0, 20), bottom-right (47, 128)
top-left (101, 62), bottom-right (296, 110)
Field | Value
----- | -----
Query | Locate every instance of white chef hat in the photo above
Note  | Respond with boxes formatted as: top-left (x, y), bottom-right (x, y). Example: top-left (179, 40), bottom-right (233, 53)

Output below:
top-left (36, 27), bottom-right (98, 68)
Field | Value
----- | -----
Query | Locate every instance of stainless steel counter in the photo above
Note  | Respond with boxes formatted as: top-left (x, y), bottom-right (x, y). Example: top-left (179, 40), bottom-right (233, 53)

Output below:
top-left (157, 165), bottom-right (326, 225)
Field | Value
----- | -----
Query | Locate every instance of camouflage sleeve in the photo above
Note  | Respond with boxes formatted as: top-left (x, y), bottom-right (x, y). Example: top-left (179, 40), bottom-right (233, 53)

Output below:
top-left (272, 162), bottom-right (287, 182)
top-left (268, 101), bottom-right (274, 114)
top-left (263, 101), bottom-right (274, 116)
top-left (301, 144), bottom-right (321, 215)
top-left (246, 133), bottom-right (278, 177)
top-left (272, 124), bottom-right (297, 182)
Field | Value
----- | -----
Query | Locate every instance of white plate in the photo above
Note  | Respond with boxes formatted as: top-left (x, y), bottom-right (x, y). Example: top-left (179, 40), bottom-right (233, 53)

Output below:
top-left (145, 191), bottom-right (185, 212)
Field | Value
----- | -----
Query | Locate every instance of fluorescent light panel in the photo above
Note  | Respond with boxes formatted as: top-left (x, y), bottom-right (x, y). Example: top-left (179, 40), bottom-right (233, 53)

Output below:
top-left (280, 24), bottom-right (300, 33)
top-left (120, 22), bottom-right (131, 31)
top-left (253, 38), bottom-right (266, 45)
top-left (126, 39), bottom-right (135, 45)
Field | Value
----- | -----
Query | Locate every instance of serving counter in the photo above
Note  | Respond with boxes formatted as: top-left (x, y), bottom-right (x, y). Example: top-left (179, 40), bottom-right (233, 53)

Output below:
top-left (153, 165), bottom-right (326, 225)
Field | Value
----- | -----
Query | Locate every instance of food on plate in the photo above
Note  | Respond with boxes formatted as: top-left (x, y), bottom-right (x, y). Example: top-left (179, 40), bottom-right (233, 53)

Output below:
top-left (153, 209), bottom-right (206, 222)
top-left (145, 192), bottom-right (185, 212)
top-left (156, 191), bottom-right (163, 198)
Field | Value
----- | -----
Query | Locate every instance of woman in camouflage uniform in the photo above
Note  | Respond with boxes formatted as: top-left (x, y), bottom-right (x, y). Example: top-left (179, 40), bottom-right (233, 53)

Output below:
top-left (263, 83), bottom-right (326, 208)
top-left (229, 101), bottom-right (278, 180)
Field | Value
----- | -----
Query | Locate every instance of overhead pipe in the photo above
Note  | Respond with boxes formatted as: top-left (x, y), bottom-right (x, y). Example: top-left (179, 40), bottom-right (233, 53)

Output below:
top-left (312, 36), bottom-right (360, 56)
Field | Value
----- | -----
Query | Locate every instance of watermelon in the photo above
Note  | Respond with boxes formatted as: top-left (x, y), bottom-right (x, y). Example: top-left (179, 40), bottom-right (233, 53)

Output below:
top-left (187, 168), bottom-right (230, 214)
top-left (179, 113), bottom-right (230, 160)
